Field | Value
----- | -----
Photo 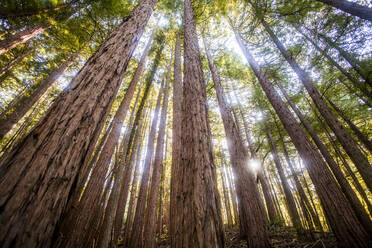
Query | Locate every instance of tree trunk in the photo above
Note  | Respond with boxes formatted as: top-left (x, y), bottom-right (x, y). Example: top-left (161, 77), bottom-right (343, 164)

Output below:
top-left (264, 120), bottom-right (305, 237)
top-left (276, 123), bottom-right (323, 232)
top-left (128, 78), bottom-right (164, 248)
top-left (234, 29), bottom-right (372, 247)
top-left (316, 0), bottom-right (372, 21)
top-left (170, 30), bottom-right (183, 248)
top-left (0, 1), bottom-right (157, 247)
top-left (225, 163), bottom-right (239, 225)
top-left (143, 57), bottom-right (171, 247)
top-left (220, 167), bottom-right (234, 227)
top-left (176, 1), bottom-right (225, 246)
top-left (328, 99), bottom-right (372, 153)
top-left (0, 47), bottom-right (82, 139)
top-left (204, 37), bottom-right (270, 247)
top-left (0, 49), bottom-right (30, 78)
top-left (261, 19), bottom-right (372, 193)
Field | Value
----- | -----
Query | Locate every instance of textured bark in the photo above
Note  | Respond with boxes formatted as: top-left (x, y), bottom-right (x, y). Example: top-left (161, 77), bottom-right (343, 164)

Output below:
top-left (278, 81), bottom-right (372, 233)
top-left (170, 30), bottom-right (183, 248)
top-left (204, 37), bottom-right (269, 247)
top-left (177, 1), bottom-right (225, 246)
top-left (328, 99), bottom-right (372, 153)
top-left (261, 19), bottom-right (372, 193)
top-left (235, 30), bottom-right (372, 247)
top-left (0, 1), bottom-right (157, 247)
top-left (156, 141), bottom-right (166, 236)
top-left (143, 58), bottom-right (171, 248)
top-left (128, 79), bottom-right (164, 248)
top-left (264, 120), bottom-right (304, 236)
top-left (316, 0), bottom-right (372, 21)
top-left (295, 26), bottom-right (372, 102)
top-left (0, 24), bottom-right (50, 55)
top-left (0, 47), bottom-right (82, 139)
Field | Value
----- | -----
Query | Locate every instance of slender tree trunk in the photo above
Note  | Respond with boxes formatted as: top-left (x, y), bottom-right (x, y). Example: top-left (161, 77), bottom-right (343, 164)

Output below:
top-left (316, 0), bottom-right (372, 22)
top-left (170, 30), bottom-right (183, 247)
top-left (204, 37), bottom-right (270, 247)
top-left (143, 56), bottom-right (172, 248)
top-left (0, 47), bottom-right (82, 139)
top-left (220, 167), bottom-right (234, 227)
top-left (0, 1), bottom-right (158, 247)
top-left (261, 19), bottom-right (372, 192)
top-left (0, 49), bottom-right (30, 78)
top-left (264, 120), bottom-right (305, 237)
top-left (226, 163), bottom-right (239, 225)
top-left (295, 26), bottom-right (372, 101)
top-left (276, 124), bottom-right (323, 232)
top-left (176, 1), bottom-right (226, 246)
top-left (234, 29), bottom-right (372, 247)
top-left (266, 170), bottom-right (285, 221)
top-left (156, 142), bottom-right (166, 236)
top-left (328, 99), bottom-right (372, 153)
top-left (128, 79), bottom-right (164, 248)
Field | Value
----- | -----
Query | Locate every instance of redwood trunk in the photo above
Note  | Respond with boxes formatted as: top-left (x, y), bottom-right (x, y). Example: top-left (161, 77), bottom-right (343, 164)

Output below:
top-left (235, 30), bottom-right (372, 247)
top-left (0, 1), bottom-right (157, 247)
top-left (170, 30), bottom-right (183, 247)
top-left (316, 0), bottom-right (372, 21)
top-left (261, 19), bottom-right (372, 192)
top-left (143, 58), bottom-right (171, 247)
top-left (128, 79), bottom-right (164, 248)
top-left (0, 47), bottom-right (82, 139)
top-left (176, 1), bottom-right (225, 246)
top-left (204, 37), bottom-right (270, 247)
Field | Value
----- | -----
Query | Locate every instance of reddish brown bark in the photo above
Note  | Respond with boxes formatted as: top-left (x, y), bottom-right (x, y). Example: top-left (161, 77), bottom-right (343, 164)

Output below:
top-left (128, 79), bottom-right (164, 248)
top-left (235, 29), bottom-right (372, 247)
top-left (143, 57), bottom-right (171, 247)
top-left (176, 1), bottom-right (225, 246)
top-left (0, 1), bottom-right (157, 247)
top-left (170, 30), bottom-right (183, 247)
top-left (316, 0), bottom-right (372, 22)
top-left (0, 47), bottom-right (83, 139)
top-left (204, 37), bottom-right (269, 247)
top-left (261, 19), bottom-right (372, 193)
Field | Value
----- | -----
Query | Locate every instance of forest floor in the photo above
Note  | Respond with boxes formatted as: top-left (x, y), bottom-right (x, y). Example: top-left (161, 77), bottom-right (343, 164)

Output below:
top-left (157, 225), bottom-right (338, 248)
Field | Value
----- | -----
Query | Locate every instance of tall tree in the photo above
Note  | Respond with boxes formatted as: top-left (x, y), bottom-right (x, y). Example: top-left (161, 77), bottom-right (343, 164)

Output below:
top-left (234, 29), bottom-right (372, 247)
top-left (176, 0), bottom-right (225, 246)
top-left (315, 0), bottom-right (372, 22)
top-left (0, 1), bottom-right (158, 247)
top-left (204, 37), bottom-right (270, 247)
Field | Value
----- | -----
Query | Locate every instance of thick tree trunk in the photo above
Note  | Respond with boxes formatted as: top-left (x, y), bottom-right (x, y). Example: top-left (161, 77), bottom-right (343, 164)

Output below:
top-left (0, 47), bottom-right (82, 139)
top-left (264, 120), bottom-right (305, 237)
top-left (204, 37), bottom-right (270, 247)
top-left (176, 1), bottom-right (226, 246)
top-left (235, 30), bottom-right (372, 247)
top-left (278, 82), bottom-right (372, 233)
top-left (170, 30), bottom-right (183, 247)
top-left (143, 58), bottom-right (171, 247)
top-left (261, 19), bottom-right (372, 192)
top-left (128, 79), bottom-right (164, 248)
top-left (0, 1), bottom-right (157, 247)
top-left (316, 0), bottom-right (372, 21)
top-left (328, 99), bottom-right (372, 153)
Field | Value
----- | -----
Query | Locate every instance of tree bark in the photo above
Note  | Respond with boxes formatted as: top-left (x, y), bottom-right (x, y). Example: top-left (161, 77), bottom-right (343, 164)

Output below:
top-left (264, 120), bottom-right (305, 237)
top-left (128, 78), bottom-right (164, 248)
top-left (170, 30), bottom-right (183, 248)
top-left (176, 1), bottom-right (225, 246)
top-left (261, 19), bottom-right (372, 193)
top-left (234, 29), bottom-right (372, 247)
top-left (316, 0), bottom-right (372, 21)
top-left (328, 99), bottom-right (372, 153)
top-left (0, 47), bottom-right (82, 139)
top-left (143, 57), bottom-right (171, 248)
top-left (204, 37), bottom-right (270, 247)
top-left (0, 1), bottom-right (157, 247)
